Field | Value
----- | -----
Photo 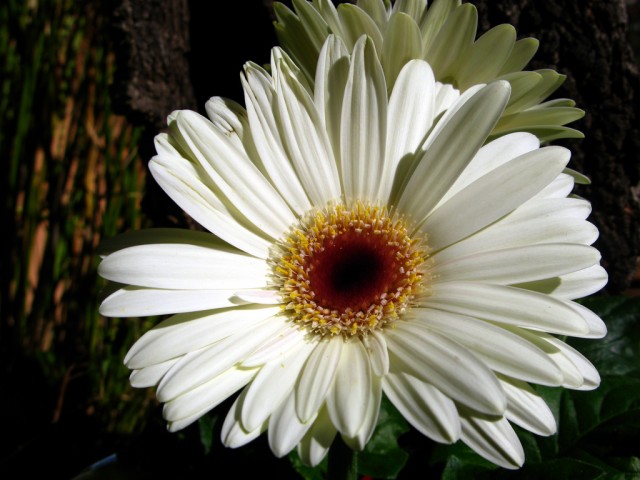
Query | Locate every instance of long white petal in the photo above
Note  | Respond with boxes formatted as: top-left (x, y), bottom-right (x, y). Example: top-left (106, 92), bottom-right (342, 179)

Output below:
top-left (100, 286), bottom-right (250, 317)
top-left (516, 265), bottom-right (608, 300)
top-left (241, 340), bottom-right (315, 432)
top-left (342, 375), bottom-right (382, 451)
top-left (439, 132), bottom-right (540, 205)
top-left (174, 110), bottom-right (295, 237)
top-left (124, 306), bottom-right (280, 369)
top-left (340, 35), bottom-right (388, 200)
top-left (422, 282), bottom-right (594, 336)
top-left (221, 391), bottom-right (266, 448)
top-left (362, 331), bottom-right (389, 376)
top-left (396, 81), bottom-right (510, 222)
top-left (129, 358), bottom-right (179, 388)
top-left (378, 60), bottom-right (436, 201)
top-left (296, 338), bottom-right (344, 422)
top-left (314, 35), bottom-right (350, 165)
top-left (242, 64), bottom-right (312, 214)
top-left (156, 316), bottom-right (287, 402)
top-left (163, 367), bottom-right (256, 422)
top-left (149, 155), bottom-right (271, 258)
top-left (433, 244), bottom-right (601, 285)
top-left (99, 243), bottom-right (269, 290)
top-left (423, 146), bottom-right (570, 250)
top-left (297, 406), bottom-right (337, 467)
top-left (383, 372), bottom-right (460, 443)
top-left (499, 376), bottom-right (557, 436)
top-left (387, 323), bottom-right (506, 415)
top-left (412, 308), bottom-right (563, 385)
top-left (275, 58), bottom-right (342, 205)
top-left (326, 339), bottom-right (372, 437)
top-left (460, 414), bottom-right (524, 470)
top-left (269, 392), bottom-right (316, 458)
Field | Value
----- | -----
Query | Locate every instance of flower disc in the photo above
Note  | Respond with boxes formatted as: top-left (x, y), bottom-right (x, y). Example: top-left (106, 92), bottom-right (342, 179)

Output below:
top-left (272, 202), bottom-right (428, 337)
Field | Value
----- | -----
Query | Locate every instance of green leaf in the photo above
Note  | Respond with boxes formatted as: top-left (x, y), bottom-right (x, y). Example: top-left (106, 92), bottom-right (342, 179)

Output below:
top-left (197, 413), bottom-right (218, 455)
top-left (358, 396), bottom-right (411, 479)
top-left (289, 449), bottom-right (328, 480)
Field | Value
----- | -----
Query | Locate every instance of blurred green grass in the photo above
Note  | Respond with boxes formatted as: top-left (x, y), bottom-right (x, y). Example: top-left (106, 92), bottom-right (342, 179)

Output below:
top-left (1, 0), bottom-right (155, 435)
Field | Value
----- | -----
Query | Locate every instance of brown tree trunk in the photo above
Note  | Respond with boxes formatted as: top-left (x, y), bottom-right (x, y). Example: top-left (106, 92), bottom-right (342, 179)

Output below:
top-left (109, 0), bottom-right (640, 293)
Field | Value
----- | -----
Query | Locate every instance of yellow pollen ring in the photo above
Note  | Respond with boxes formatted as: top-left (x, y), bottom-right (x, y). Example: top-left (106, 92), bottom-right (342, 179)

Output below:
top-left (270, 201), bottom-right (430, 339)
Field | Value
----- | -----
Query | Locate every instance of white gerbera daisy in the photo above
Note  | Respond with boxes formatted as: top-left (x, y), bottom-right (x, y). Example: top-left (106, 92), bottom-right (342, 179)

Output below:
top-left (98, 35), bottom-right (607, 469)
top-left (274, 0), bottom-right (585, 143)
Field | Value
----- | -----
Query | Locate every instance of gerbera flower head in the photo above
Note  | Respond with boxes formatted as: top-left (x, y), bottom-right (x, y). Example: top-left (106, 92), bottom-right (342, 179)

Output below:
top-left (98, 35), bottom-right (607, 469)
top-left (274, 0), bottom-right (585, 143)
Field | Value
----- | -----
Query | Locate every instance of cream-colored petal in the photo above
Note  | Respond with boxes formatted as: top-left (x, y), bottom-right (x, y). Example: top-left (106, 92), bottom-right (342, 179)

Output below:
top-left (387, 323), bottom-right (506, 415)
top-left (124, 306), bottom-right (280, 370)
top-left (326, 339), bottom-right (372, 437)
top-left (99, 242), bottom-right (269, 290)
top-left (296, 338), bottom-right (344, 422)
top-left (340, 35), bottom-right (388, 200)
top-left (459, 413), bottom-right (524, 470)
top-left (383, 372), bottom-right (460, 443)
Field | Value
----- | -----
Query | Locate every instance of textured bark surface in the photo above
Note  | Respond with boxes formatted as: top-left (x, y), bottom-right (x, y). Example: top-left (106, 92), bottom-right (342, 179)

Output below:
top-left (110, 0), bottom-right (197, 129)
top-left (109, 0), bottom-right (640, 292)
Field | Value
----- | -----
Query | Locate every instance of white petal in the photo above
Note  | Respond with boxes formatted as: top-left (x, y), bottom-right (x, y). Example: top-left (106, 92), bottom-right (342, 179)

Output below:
top-left (149, 156), bottom-right (271, 258)
top-left (241, 324), bottom-right (307, 368)
top-left (422, 282), bottom-right (594, 336)
top-left (544, 335), bottom-right (601, 390)
top-left (378, 60), bottom-right (436, 201)
top-left (275, 58), bottom-right (342, 205)
top-left (241, 340), bottom-right (315, 432)
top-left (439, 132), bottom-right (540, 204)
top-left (296, 338), bottom-right (344, 422)
top-left (129, 358), bottom-right (178, 388)
top-left (269, 392), bottom-right (315, 458)
top-left (396, 81), bottom-right (511, 222)
top-left (433, 82), bottom-right (461, 116)
top-left (124, 306), bottom-right (280, 369)
top-left (156, 316), bottom-right (287, 402)
top-left (432, 199), bottom-right (598, 264)
top-left (100, 287), bottom-right (247, 317)
top-left (532, 172), bottom-right (575, 199)
top-left (383, 372), bottom-right (460, 443)
top-left (342, 375), bottom-right (382, 451)
top-left (499, 376), bottom-right (557, 436)
top-left (433, 244), bottom-right (601, 285)
top-left (231, 289), bottom-right (281, 305)
top-left (412, 307), bottom-right (563, 385)
top-left (563, 300), bottom-right (607, 338)
top-left (314, 35), bottom-right (350, 163)
top-left (387, 323), bottom-right (506, 415)
top-left (221, 391), bottom-right (266, 448)
top-left (242, 64), bottom-right (312, 215)
top-left (163, 367), bottom-right (256, 422)
top-left (516, 265), bottom-right (608, 300)
top-left (99, 243), bottom-right (269, 290)
top-left (204, 97), bottom-right (250, 152)
top-left (174, 110), bottom-right (295, 237)
top-left (503, 327), bottom-right (601, 390)
top-left (297, 405), bottom-right (337, 467)
top-left (340, 35), bottom-right (388, 200)
top-left (423, 146), bottom-right (570, 251)
top-left (327, 340), bottom-right (372, 437)
top-left (362, 331), bottom-right (389, 376)
top-left (460, 414), bottom-right (524, 470)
